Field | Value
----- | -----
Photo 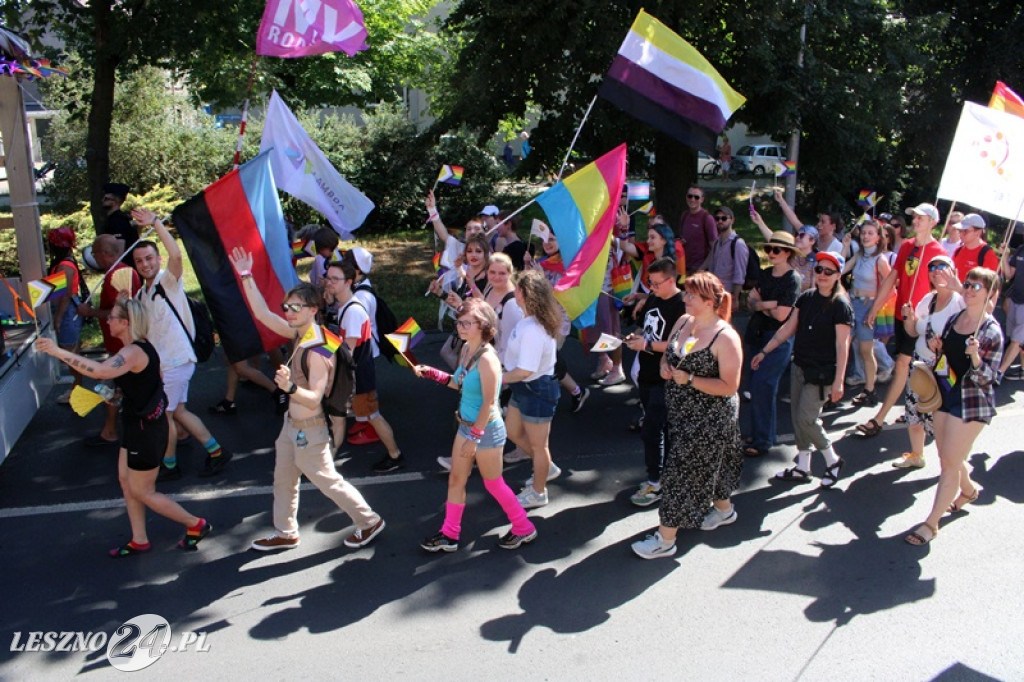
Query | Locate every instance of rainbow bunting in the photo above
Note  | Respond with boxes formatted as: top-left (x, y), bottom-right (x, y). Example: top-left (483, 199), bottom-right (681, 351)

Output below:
top-left (438, 165), bottom-right (465, 186)
top-left (989, 81), bottom-right (1024, 119)
top-left (312, 327), bottom-right (342, 359)
top-left (393, 317), bottom-right (425, 348)
top-left (537, 144), bottom-right (628, 327)
top-left (627, 182), bottom-right (650, 201)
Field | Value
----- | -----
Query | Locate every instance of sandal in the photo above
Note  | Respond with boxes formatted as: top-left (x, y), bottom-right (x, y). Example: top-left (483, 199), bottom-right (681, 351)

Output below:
top-left (820, 458), bottom-right (845, 488)
top-left (208, 399), bottom-right (237, 415)
top-left (948, 488), bottom-right (980, 513)
top-left (774, 466), bottom-right (811, 482)
top-left (852, 389), bottom-right (878, 406)
top-left (856, 418), bottom-right (883, 437)
top-left (742, 446), bottom-right (766, 457)
top-left (109, 542), bottom-right (151, 558)
top-left (905, 523), bottom-right (938, 546)
top-left (894, 414), bottom-right (907, 424)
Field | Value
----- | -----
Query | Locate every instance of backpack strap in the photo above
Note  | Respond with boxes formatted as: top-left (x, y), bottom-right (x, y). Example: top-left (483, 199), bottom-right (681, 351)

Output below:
top-left (152, 280), bottom-right (195, 344)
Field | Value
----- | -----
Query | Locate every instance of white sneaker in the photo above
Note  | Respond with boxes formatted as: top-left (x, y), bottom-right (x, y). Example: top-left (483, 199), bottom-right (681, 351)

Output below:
top-left (876, 368), bottom-right (893, 383)
top-left (524, 462), bottom-right (561, 488)
top-left (516, 487), bottom-right (549, 509)
top-left (846, 375), bottom-right (866, 387)
top-left (630, 481), bottom-right (662, 507)
top-left (598, 369), bottom-right (626, 386)
top-left (437, 456), bottom-right (452, 471)
top-left (503, 448), bottom-right (531, 464)
top-left (631, 531), bottom-right (677, 559)
top-left (701, 506), bottom-right (738, 531)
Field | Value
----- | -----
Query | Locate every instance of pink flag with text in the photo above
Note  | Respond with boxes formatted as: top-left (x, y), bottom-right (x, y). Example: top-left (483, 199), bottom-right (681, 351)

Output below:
top-left (256, 0), bottom-right (368, 58)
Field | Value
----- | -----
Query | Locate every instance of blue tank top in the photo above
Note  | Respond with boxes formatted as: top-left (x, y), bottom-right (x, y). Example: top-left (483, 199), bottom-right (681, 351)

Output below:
top-left (454, 350), bottom-right (498, 422)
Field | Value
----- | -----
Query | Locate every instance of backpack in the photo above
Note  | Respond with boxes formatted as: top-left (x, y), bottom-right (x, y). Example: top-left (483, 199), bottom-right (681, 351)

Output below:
top-left (153, 282), bottom-right (216, 363)
top-left (302, 305), bottom-right (359, 417)
top-left (728, 237), bottom-right (761, 290)
top-left (953, 243), bottom-right (993, 272)
top-left (353, 282), bottom-right (400, 362)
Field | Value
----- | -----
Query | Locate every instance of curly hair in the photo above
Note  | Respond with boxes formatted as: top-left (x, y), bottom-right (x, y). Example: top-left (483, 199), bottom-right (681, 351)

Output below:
top-left (456, 298), bottom-right (498, 343)
top-left (513, 270), bottom-right (562, 337)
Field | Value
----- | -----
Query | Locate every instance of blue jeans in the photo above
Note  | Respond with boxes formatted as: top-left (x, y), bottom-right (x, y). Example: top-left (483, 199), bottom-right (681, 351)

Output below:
top-left (748, 337), bottom-right (793, 452)
top-left (638, 382), bottom-right (668, 482)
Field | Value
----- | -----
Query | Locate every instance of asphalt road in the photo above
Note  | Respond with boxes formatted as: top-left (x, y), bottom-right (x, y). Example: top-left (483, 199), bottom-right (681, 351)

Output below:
top-left (1, 323), bottom-right (1023, 681)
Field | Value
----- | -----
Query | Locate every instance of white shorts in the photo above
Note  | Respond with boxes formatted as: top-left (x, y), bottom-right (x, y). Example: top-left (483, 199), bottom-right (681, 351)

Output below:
top-left (1007, 301), bottom-right (1024, 344)
top-left (162, 362), bottom-right (195, 411)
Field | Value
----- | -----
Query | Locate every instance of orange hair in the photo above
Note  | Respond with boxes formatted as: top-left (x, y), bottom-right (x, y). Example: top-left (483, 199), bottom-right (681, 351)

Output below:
top-left (684, 271), bottom-right (732, 323)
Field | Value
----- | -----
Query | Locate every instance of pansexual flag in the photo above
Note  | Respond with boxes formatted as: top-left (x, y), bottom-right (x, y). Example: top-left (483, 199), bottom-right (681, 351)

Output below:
top-left (627, 181), bottom-right (650, 201)
top-left (172, 150), bottom-right (299, 363)
top-left (989, 81), bottom-right (1024, 119)
top-left (599, 10), bottom-right (746, 155)
top-left (537, 144), bottom-right (628, 327)
top-left (438, 165), bottom-right (464, 186)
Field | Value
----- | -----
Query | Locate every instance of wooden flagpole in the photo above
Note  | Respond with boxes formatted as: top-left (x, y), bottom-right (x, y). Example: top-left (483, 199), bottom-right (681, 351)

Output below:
top-left (232, 55), bottom-right (261, 170)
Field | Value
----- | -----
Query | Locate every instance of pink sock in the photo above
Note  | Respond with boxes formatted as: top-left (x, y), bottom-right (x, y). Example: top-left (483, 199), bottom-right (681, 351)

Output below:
top-left (483, 476), bottom-right (536, 536)
top-left (440, 501), bottom-right (464, 540)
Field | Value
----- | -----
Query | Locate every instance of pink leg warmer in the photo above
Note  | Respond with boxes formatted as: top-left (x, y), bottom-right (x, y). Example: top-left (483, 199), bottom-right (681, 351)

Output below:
top-left (483, 476), bottom-right (535, 536)
top-left (441, 501), bottom-right (464, 540)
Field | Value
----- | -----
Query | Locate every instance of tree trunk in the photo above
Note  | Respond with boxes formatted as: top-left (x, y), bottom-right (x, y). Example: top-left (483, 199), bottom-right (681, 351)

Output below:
top-left (654, 133), bottom-right (697, 231)
top-left (86, 1), bottom-right (118, 229)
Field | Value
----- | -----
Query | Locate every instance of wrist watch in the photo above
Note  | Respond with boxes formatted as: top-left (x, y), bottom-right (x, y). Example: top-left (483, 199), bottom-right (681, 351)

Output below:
top-left (286, 382), bottom-right (298, 395)
top-left (686, 372), bottom-right (694, 386)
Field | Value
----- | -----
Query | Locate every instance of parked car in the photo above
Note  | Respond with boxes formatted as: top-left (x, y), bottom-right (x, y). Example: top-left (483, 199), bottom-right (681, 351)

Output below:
top-left (733, 144), bottom-right (786, 176)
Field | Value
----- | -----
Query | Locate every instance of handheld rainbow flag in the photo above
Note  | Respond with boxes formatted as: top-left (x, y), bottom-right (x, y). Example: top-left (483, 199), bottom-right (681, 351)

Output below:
top-left (631, 201), bottom-right (654, 216)
top-left (392, 317), bottom-right (425, 348)
top-left (296, 323), bottom-right (326, 351)
top-left (438, 165), bottom-right (465, 186)
top-left (292, 240), bottom-right (316, 259)
top-left (627, 182), bottom-right (650, 201)
top-left (26, 271), bottom-right (68, 308)
top-left (611, 263), bottom-right (633, 302)
top-left (530, 219), bottom-right (552, 243)
top-left (432, 252), bottom-right (443, 273)
top-left (989, 81), bottom-right (1024, 119)
top-left (857, 190), bottom-right (879, 208)
top-left (312, 327), bottom-right (342, 359)
top-left (590, 333), bottom-right (622, 352)
top-left (774, 160), bottom-right (796, 177)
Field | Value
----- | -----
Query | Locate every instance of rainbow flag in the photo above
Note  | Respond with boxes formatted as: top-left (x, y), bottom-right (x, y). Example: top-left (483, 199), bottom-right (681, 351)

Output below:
top-left (432, 252), bottom-right (442, 273)
top-left (383, 332), bottom-right (418, 367)
top-left (311, 326), bottom-right (342, 359)
top-left (393, 317), bottom-right (425, 348)
top-left (632, 201), bottom-right (654, 215)
top-left (26, 271), bottom-right (69, 308)
top-left (438, 165), bottom-right (465, 186)
top-left (292, 240), bottom-right (315, 259)
top-left (611, 266), bottom-right (633, 302)
top-left (627, 182), bottom-right (650, 201)
top-left (598, 10), bottom-right (746, 154)
top-left (857, 190), bottom-right (878, 207)
top-left (537, 144), bottom-right (628, 327)
top-left (775, 160), bottom-right (796, 177)
top-left (989, 81), bottom-right (1024, 119)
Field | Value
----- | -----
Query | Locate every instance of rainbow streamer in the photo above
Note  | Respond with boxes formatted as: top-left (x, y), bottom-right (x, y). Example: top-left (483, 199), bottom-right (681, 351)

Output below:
top-left (438, 165), bottom-right (465, 185)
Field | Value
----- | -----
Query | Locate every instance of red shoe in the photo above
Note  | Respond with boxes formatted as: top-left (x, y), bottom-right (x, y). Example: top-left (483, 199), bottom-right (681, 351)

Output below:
top-left (348, 421), bottom-right (368, 437)
top-left (348, 427), bottom-right (381, 446)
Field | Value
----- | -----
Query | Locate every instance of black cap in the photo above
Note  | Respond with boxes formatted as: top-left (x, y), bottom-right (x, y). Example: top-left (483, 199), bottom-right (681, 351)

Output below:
top-left (103, 182), bottom-right (130, 200)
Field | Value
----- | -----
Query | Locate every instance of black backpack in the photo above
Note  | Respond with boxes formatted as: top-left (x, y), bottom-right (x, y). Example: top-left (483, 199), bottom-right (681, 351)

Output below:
top-left (728, 237), bottom-right (762, 290)
top-left (301, 305), bottom-right (359, 417)
top-left (153, 282), bottom-right (216, 363)
top-left (353, 282), bottom-right (400, 362)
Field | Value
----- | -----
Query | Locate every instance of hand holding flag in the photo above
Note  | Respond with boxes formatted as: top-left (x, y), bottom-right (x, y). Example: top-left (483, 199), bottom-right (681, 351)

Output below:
top-left (384, 317), bottom-right (423, 368)
top-left (530, 219), bottom-right (552, 243)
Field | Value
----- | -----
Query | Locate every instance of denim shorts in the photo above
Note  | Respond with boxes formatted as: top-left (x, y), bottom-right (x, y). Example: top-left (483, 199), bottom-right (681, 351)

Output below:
top-left (850, 297), bottom-right (875, 343)
top-left (54, 297), bottom-right (83, 347)
top-left (509, 375), bottom-right (559, 423)
top-left (457, 417), bottom-right (506, 449)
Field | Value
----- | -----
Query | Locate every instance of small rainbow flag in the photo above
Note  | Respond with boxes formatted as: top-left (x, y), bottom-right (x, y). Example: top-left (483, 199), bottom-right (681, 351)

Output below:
top-left (26, 271), bottom-right (69, 308)
top-left (989, 81), bottom-right (1024, 119)
top-left (432, 252), bottom-right (442, 273)
top-left (438, 165), bottom-right (464, 186)
top-left (857, 190), bottom-right (879, 208)
top-left (775, 160), bottom-right (796, 177)
top-left (312, 327), bottom-right (342, 359)
top-left (297, 323), bottom-right (326, 350)
top-left (627, 181), bottom-right (650, 201)
top-left (632, 201), bottom-right (654, 216)
top-left (292, 240), bottom-right (316, 259)
top-left (383, 332), bottom-right (418, 367)
top-left (394, 317), bottom-right (425, 348)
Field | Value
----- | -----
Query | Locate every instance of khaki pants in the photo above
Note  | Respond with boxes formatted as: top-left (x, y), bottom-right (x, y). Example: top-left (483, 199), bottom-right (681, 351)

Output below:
top-left (272, 418), bottom-right (379, 537)
top-left (790, 365), bottom-right (831, 453)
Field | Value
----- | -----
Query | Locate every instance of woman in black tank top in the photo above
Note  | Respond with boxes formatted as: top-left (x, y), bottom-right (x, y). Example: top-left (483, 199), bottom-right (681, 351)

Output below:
top-left (36, 299), bottom-right (211, 558)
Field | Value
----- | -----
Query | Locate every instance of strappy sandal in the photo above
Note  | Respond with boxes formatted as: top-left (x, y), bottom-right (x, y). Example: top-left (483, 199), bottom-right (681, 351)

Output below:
top-left (820, 458), bottom-right (845, 488)
top-left (948, 488), bottom-right (980, 513)
top-left (856, 418), bottom-right (883, 437)
top-left (109, 542), bottom-right (151, 558)
top-left (852, 389), bottom-right (878, 406)
top-left (774, 466), bottom-right (811, 482)
top-left (905, 523), bottom-right (938, 545)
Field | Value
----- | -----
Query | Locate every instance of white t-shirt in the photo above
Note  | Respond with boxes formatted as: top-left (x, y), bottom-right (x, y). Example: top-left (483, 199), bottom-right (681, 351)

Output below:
top-left (913, 291), bottom-right (966, 362)
top-left (940, 237), bottom-right (960, 257)
top-left (309, 254), bottom-right (328, 287)
top-left (820, 235), bottom-right (843, 254)
top-left (138, 269), bottom-right (196, 370)
top-left (353, 279), bottom-right (380, 357)
top-left (504, 316), bottom-right (556, 381)
top-left (493, 294), bottom-right (523, 366)
top-left (338, 298), bottom-right (373, 347)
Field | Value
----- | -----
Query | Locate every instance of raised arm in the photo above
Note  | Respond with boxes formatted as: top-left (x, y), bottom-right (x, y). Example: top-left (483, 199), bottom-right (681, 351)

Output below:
top-left (773, 189), bottom-right (804, 230)
top-left (426, 190), bottom-right (452, 245)
top-left (132, 208), bottom-right (181, 280)
top-left (229, 246), bottom-right (294, 339)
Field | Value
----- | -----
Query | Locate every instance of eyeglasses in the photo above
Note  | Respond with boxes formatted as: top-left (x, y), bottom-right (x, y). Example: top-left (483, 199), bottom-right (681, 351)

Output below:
top-left (963, 281), bottom-right (986, 291)
top-left (648, 277), bottom-right (673, 289)
top-left (928, 263), bottom-right (950, 272)
top-left (455, 319), bottom-right (478, 329)
top-left (686, 194), bottom-right (703, 200)
top-left (324, 275), bottom-right (346, 282)
top-left (763, 246), bottom-right (787, 255)
top-left (281, 303), bottom-right (313, 313)
top-left (714, 215), bottom-right (730, 222)
top-left (814, 266), bottom-right (839, 276)
top-left (108, 314), bottom-right (125, 321)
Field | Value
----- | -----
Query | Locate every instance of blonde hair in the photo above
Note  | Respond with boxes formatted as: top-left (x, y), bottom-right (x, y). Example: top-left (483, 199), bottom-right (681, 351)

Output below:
top-left (115, 298), bottom-right (150, 341)
top-left (488, 252), bottom-right (514, 274)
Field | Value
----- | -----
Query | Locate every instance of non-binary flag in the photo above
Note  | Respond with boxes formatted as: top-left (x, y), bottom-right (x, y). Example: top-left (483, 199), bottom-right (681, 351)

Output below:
top-left (262, 90), bottom-right (375, 236)
top-left (599, 10), bottom-right (746, 155)
top-left (536, 144), bottom-right (628, 327)
top-left (627, 181), bottom-right (650, 201)
top-left (172, 150), bottom-right (299, 363)
top-left (437, 165), bottom-right (464, 186)
top-left (989, 81), bottom-right (1024, 119)
top-left (256, 0), bottom-right (368, 58)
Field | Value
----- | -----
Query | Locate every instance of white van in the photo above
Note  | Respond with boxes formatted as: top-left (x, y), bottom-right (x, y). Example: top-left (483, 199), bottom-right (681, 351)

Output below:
top-left (733, 144), bottom-right (786, 176)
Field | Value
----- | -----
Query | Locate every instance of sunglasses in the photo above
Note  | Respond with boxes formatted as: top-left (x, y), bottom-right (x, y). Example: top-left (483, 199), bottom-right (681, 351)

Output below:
top-left (686, 194), bottom-right (703, 200)
top-left (714, 215), bottom-right (730, 222)
top-left (928, 263), bottom-right (950, 272)
top-left (763, 245), bottom-right (787, 255)
top-left (963, 281), bottom-right (986, 291)
top-left (281, 303), bottom-right (312, 313)
top-left (814, 266), bottom-right (839, 276)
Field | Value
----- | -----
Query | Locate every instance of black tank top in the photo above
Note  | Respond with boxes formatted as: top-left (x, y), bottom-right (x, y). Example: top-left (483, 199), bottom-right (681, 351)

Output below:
top-left (115, 340), bottom-right (165, 417)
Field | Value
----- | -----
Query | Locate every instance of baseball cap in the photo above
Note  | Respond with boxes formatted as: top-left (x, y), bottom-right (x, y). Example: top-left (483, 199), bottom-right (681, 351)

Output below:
top-left (350, 246), bottom-right (373, 274)
top-left (905, 203), bottom-right (940, 222)
top-left (815, 251), bottom-right (844, 271)
top-left (957, 213), bottom-right (986, 230)
top-left (479, 205), bottom-right (500, 216)
top-left (797, 225), bottom-right (819, 241)
top-left (928, 254), bottom-right (955, 269)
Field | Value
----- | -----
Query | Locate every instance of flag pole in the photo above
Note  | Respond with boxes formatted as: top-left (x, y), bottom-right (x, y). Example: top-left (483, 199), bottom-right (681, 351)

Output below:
top-left (556, 94), bottom-right (598, 182)
top-left (484, 198), bottom-right (539, 238)
top-left (232, 55), bottom-right (260, 170)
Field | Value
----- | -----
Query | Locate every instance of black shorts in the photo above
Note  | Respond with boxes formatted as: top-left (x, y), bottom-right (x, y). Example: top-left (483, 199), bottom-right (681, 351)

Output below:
top-left (123, 412), bottom-right (168, 471)
top-left (893, 320), bottom-right (916, 357)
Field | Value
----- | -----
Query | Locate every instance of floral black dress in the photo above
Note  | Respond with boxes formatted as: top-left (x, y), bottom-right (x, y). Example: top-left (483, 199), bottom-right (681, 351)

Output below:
top-left (660, 325), bottom-right (743, 529)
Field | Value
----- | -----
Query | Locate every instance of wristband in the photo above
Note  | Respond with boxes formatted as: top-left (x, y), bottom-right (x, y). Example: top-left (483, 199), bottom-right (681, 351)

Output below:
top-left (239, 270), bottom-right (253, 279)
top-left (469, 426), bottom-right (485, 440)
top-left (422, 366), bottom-right (452, 386)
top-left (286, 382), bottom-right (298, 395)
top-left (428, 210), bottom-right (439, 221)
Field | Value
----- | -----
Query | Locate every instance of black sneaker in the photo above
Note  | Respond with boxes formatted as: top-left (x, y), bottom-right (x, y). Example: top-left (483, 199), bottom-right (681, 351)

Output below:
top-left (372, 454), bottom-right (406, 474)
top-left (421, 531), bottom-right (458, 553)
top-left (207, 399), bottom-right (237, 415)
top-left (571, 387), bottom-right (590, 413)
top-left (498, 528), bottom-right (538, 550)
top-left (157, 464), bottom-right (182, 482)
top-left (198, 448), bottom-right (233, 478)
top-left (178, 520), bottom-right (213, 551)
top-left (273, 389), bottom-right (289, 415)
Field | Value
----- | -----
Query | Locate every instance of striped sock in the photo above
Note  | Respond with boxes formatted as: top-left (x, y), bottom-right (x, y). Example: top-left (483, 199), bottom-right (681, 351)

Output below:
top-left (162, 455), bottom-right (177, 468)
top-left (203, 438), bottom-right (222, 459)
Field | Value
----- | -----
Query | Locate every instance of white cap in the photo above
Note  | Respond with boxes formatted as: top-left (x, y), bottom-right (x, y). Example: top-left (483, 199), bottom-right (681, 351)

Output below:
top-left (905, 203), bottom-right (939, 222)
top-left (957, 213), bottom-right (986, 230)
top-left (351, 246), bottom-right (373, 274)
top-left (479, 205), bottom-right (500, 216)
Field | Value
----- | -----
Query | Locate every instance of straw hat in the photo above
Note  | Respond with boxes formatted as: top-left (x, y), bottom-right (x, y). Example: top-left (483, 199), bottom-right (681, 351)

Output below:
top-left (908, 361), bottom-right (941, 413)
top-left (764, 230), bottom-right (802, 255)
